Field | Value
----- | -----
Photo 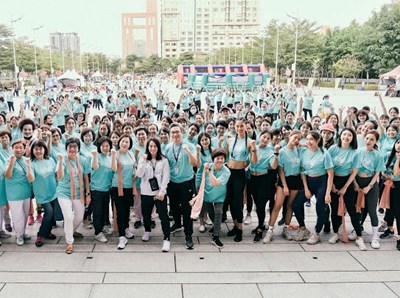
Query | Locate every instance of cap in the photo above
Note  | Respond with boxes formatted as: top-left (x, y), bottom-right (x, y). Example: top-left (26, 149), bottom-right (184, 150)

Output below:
top-left (320, 123), bottom-right (335, 133)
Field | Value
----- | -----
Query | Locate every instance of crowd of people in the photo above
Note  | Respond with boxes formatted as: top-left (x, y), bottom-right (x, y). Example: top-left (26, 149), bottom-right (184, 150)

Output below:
top-left (0, 79), bottom-right (399, 254)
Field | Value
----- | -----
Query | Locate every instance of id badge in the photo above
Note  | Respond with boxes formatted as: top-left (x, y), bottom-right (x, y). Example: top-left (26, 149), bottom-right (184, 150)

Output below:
top-left (174, 167), bottom-right (179, 174)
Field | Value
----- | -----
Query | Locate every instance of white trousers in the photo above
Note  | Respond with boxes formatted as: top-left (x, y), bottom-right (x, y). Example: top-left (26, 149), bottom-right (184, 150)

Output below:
top-left (8, 199), bottom-right (30, 237)
top-left (58, 198), bottom-right (85, 244)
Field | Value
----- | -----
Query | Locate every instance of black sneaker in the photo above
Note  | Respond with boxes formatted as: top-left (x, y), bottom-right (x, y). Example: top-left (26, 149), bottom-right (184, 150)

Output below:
top-left (253, 230), bottom-right (263, 243)
top-left (323, 221), bottom-right (331, 234)
top-left (251, 226), bottom-right (265, 235)
top-left (277, 217), bottom-right (285, 226)
top-left (397, 240), bottom-right (400, 251)
top-left (170, 224), bottom-right (184, 234)
top-left (185, 235), bottom-right (194, 250)
top-left (227, 226), bottom-right (238, 237)
top-left (134, 221), bottom-right (142, 229)
top-left (46, 233), bottom-right (57, 240)
top-left (380, 228), bottom-right (394, 239)
top-left (151, 221), bottom-right (156, 229)
top-left (378, 208), bottom-right (384, 214)
top-left (208, 227), bottom-right (214, 234)
top-left (234, 229), bottom-right (243, 242)
top-left (211, 235), bottom-right (224, 248)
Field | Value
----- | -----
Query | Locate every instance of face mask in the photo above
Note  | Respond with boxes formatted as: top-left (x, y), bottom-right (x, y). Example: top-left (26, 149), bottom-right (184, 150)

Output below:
top-left (190, 108), bottom-right (197, 115)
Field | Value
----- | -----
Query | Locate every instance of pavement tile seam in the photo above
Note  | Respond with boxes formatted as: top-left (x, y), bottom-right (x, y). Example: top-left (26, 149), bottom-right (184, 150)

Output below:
top-left (384, 282), bottom-right (400, 298)
top-left (346, 250), bottom-right (369, 271)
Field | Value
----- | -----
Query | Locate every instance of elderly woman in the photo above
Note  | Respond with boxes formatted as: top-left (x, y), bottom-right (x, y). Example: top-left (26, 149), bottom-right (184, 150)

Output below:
top-left (56, 138), bottom-right (91, 254)
top-left (4, 139), bottom-right (32, 246)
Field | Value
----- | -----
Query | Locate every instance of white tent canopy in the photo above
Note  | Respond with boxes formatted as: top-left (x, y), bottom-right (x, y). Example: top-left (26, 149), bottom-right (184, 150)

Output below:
top-left (91, 71), bottom-right (103, 78)
top-left (57, 69), bottom-right (85, 87)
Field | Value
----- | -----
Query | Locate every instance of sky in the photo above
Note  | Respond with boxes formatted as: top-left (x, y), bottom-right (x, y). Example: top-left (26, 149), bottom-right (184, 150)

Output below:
top-left (0, 0), bottom-right (392, 57)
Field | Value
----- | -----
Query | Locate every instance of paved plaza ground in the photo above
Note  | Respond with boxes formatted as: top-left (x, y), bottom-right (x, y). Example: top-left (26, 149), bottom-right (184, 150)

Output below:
top-left (1, 86), bottom-right (400, 297)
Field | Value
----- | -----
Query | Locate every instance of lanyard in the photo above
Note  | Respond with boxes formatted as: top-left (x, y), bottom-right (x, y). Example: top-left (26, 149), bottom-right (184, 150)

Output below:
top-left (172, 143), bottom-right (182, 163)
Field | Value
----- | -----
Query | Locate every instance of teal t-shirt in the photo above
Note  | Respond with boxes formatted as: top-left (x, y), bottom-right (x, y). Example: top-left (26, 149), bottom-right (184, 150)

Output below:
top-left (278, 146), bottom-right (301, 176)
top-left (303, 95), bottom-right (314, 110)
top-left (357, 148), bottom-right (385, 177)
top-left (204, 164), bottom-right (231, 203)
top-left (328, 145), bottom-right (360, 176)
top-left (379, 134), bottom-right (396, 156)
top-left (0, 161), bottom-right (7, 207)
top-left (300, 148), bottom-right (333, 175)
top-left (91, 154), bottom-right (115, 192)
top-left (164, 140), bottom-right (196, 183)
top-left (0, 147), bottom-right (12, 163)
top-left (5, 157), bottom-right (32, 201)
top-left (56, 156), bottom-right (91, 200)
top-left (196, 149), bottom-right (212, 188)
top-left (228, 137), bottom-right (250, 162)
top-left (111, 151), bottom-right (135, 188)
top-left (250, 145), bottom-right (274, 174)
top-left (31, 159), bottom-right (57, 204)
top-left (50, 143), bottom-right (67, 163)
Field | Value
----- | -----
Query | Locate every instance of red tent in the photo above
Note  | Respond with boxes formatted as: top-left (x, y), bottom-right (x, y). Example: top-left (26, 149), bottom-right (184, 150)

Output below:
top-left (379, 65), bottom-right (400, 79)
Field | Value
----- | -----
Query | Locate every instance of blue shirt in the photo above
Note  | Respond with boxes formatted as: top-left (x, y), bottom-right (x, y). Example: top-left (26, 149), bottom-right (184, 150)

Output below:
top-left (5, 157), bottom-right (32, 201)
top-left (250, 145), bottom-right (275, 174)
top-left (228, 137), bottom-right (249, 162)
top-left (278, 146), bottom-right (301, 176)
top-left (204, 164), bottom-right (231, 203)
top-left (328, 145), bottom-right (360, 176)
top-left (31, 159), bottom-right (57, 204)
top-left (196, 149), bottom-right (212, 188)
top-left (56, 156), bottom-right (91, 200)
top-left (165, 140), bottom-right (196, 183)
top-left (357, 148), bottom-right (385, 177)
top-left (112, 151), bottom-right (135, 188)
top-left (300, 148), bottom-right (333, 175)
top-left (91, 154), bottom-right (115, 192)
top-left (0, 161), bottom-right (7, 206)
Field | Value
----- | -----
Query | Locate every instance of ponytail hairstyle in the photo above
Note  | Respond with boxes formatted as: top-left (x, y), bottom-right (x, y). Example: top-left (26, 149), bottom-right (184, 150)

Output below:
top-left (308, 131), bottom-right (324, 152)
top-left (365, 130), bottom-right (380, 151)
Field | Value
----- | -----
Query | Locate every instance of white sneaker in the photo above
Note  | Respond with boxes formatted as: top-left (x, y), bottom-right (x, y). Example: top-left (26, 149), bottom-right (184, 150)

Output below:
top-left (142, 231), bottom-right (151, 242)
top-left (243, 214), bottom-right (252, 225)
top-left (125, 228), bottom-right (135, 239)
top-left (328, 233), bottom-right (339, 244)
top-left (355, 237), bottom-right (367, 251)
top-left (83, 219), bottom-right (93, 229)
top-left (294, 228), bottom-right (311, 242)
top-left (95, 232), bottom-right (108, 243)
top-left (307, 232), bottom-right (320, 245)
top-left (348, 230), bottom-right (357, 241)
top-left (16, 235), bottom-right (24, 246)
top-left (263, 229), bottom-right (273, 244)
top-left (199, 225), bottom-right (206, 233)
top-left (205, 218), bottom-right (213, 226)
top-left (117, 236), bottom-right (128, 250)
top-left (282, 227), bottom-right (293, 240)
top-left (102, 226), bottom-right (113, 235)
top-left (162, 240), bottom-right (170, 252)
top-left (370, 238), bottom-right (380, 249)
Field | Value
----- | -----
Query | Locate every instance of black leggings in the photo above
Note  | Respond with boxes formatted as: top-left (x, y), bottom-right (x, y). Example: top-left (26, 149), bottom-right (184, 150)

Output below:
top-left (224, 168), bottom-right (246, 224)
top-left (385, 181), bottom-right (400, 233)
top-left (248, 173), bottom-right (273, 228)
top-left (330, 175), bottom-right (362, 236)
top-left (111, 187), bottom-right (133, 237)
top-left (141, 194), bottom-right (170, 239)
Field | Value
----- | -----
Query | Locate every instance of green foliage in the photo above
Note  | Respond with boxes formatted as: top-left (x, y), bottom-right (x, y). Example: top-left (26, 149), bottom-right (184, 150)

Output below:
top-left (332, 55), bottom-right (364, 79)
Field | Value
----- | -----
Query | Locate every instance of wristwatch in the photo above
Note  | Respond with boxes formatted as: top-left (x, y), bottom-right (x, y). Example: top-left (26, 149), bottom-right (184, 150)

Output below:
top-left (85, 192), bottom-right (91, 196)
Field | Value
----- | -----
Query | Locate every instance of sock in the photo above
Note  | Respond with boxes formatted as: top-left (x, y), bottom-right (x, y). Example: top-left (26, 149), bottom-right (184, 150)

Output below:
top-left (268, 226), bottom-right (274, 231)
top-left (372, 226), bottom-right (379, 240)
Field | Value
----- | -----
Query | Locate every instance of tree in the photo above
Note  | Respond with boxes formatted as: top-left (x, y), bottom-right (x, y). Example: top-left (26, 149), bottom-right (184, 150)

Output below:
top-left (332, 55), bottom-right (364, 80)
top-left (125, 54), bottom-right (142, 71)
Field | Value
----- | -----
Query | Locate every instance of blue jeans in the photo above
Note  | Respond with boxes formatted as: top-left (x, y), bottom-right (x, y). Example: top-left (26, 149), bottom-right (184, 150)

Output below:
top-left (293, 175), bottom-right (328, 233)
top-left (37, 199), bottom-right (56, 238)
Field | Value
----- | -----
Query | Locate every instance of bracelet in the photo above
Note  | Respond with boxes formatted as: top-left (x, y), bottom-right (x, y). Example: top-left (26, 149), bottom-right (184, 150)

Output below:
top-left (251, 149), bottom-right (256, 153)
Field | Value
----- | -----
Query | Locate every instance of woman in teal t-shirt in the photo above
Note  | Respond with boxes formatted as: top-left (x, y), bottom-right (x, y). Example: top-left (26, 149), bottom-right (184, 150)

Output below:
top-left (91, 137), bottom-right (117, 243)
top-left (56, 138), bottom-right (91, 254)
top-left (26, 140), bottom-right (57, 247)
top-left (4, 139), bottom-right (32, 246)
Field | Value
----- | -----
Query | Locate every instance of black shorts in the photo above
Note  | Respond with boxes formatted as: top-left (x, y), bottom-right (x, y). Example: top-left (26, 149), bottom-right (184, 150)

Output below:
top-left (277, 175), bottom-right (302, 190)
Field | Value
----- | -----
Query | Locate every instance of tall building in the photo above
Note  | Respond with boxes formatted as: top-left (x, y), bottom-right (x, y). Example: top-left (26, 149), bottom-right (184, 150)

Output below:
top-left (160, 0), bottom-right (260, 58)
top-left (121, 0), bottom-right (158, 59)
top-left (49, 32), bottom-right (80, 53)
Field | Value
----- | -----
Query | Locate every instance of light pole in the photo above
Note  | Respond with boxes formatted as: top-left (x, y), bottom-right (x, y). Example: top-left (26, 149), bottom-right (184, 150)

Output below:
top-left (10, 16), bottom-right (22, 90)
top-left (33, 25), bottom-right (43, 88)
top-left (275, 24), bottom-right (280, 82)
top-left (287, 14), bottom-right (299, 84)
top-left (61, 36), bottom-right (65, 72)
top-left (261, 30), bottom-right (265, 64)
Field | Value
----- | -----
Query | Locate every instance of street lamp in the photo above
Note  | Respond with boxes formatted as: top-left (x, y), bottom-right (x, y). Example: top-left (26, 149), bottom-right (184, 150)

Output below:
top-left (275, 23), bottom-right (280, 82)
top-left (10, 16), bottom-right (22, 90)
top-left (287, 14), bottom-right (299, 85)
top-left (33, 25), bottom-right (43, 88)
top-left (261, 30), bottom-right (266, 64)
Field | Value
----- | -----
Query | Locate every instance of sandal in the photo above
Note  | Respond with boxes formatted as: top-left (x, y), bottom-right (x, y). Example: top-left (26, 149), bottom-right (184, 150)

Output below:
top-left (65, 244), bottom-right (73, 254)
